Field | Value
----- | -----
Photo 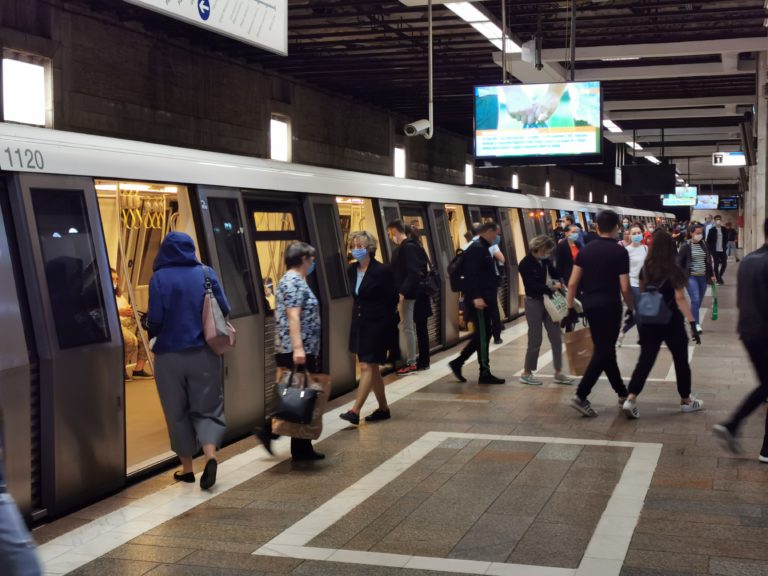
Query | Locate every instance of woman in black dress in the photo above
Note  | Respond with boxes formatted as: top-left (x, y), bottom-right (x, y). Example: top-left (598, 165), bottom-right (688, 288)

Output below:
top-left (340, 231), bottom-right (400, 425)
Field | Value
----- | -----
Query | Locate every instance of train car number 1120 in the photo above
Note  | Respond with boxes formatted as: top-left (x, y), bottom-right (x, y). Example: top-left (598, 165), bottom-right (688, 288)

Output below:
top-left (3, 147), bottom-right (46, 171)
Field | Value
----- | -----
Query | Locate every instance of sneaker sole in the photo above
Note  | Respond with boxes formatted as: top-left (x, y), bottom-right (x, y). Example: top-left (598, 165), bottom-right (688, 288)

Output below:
top-left (520, 379), bottom-right (543, 386)
top-left (759, 455), bottom-right (768, 464)
top-left (622, 406), bottom-right (639, 419)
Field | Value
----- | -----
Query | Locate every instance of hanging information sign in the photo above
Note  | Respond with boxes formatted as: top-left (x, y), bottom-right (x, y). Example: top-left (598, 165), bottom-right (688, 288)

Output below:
top-left (123, 0), bottom-right (288, 55)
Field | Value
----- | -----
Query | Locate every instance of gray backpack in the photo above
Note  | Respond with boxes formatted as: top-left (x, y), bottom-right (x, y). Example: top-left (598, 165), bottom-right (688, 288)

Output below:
top-left (636, 281), bottom-right (672, 326)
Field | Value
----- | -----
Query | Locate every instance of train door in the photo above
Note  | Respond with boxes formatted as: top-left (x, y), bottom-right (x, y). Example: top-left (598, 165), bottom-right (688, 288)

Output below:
top-left (445, 204), bottom-right (471, 338)
top-left (8, 174), bottom-right (124, 516)
top-left (0, 185), bottom-right (33, 515)
top-left (508, 208), bottom-right (528, 315)
top-left (497, 208), bottom-right (521, 319)
top-left (400, 203), bottom-right (442, 350)
top-left (95, 180), bottom-right (199, 474)
top-left (196, 187), bottom-right (264, 439)
top-left (427, 203), bottom-right (459, 346)
top-left (304, 195), bottom-right (355, 392)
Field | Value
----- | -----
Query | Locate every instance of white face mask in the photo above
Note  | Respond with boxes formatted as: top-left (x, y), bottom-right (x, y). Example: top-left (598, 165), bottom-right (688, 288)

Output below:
top-left (693, 234), bottom-right (703, 242)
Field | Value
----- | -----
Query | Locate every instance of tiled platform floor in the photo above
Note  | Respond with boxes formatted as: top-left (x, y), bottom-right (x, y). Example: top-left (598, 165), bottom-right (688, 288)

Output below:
top-left (32, 264), bottom-right (768, 576)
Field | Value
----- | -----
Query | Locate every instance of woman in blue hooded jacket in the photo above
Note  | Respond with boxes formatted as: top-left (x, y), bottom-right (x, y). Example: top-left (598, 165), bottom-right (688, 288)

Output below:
top-left (147, 232), bottom-right (231, 490)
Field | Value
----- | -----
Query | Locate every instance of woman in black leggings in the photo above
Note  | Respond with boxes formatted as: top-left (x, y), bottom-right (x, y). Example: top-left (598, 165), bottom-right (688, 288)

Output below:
top-left (622, 230), bottom-right (704, 419)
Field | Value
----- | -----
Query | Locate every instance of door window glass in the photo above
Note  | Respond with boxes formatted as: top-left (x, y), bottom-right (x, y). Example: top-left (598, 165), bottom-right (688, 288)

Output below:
top-left (32, 188), bottom-right (110, 349)
top-left (336, 197), bottom-right (379, 260)
top-left (445, 205), bottom-right (469, 253)
top-left (208, 198), bottom-right (258, 318)
top-left (253, 211), bottom-right (295, 232)
top-left (313, 203), bottom-right (349, 299)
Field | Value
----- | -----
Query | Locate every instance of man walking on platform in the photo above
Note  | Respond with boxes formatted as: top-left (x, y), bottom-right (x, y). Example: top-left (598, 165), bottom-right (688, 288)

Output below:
top-left (449, 222), bottom-right (506, 385)
top-left (713, 219), bottom-right (768, 461)
top-left (707, 214), bottom-right (728, 284)
top-left (565, 209), bottom-right (634, 417)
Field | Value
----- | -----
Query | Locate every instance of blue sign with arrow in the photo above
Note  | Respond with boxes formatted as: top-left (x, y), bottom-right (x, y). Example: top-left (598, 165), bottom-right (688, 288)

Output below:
top-left (198, 0), bottom-right (211, 21)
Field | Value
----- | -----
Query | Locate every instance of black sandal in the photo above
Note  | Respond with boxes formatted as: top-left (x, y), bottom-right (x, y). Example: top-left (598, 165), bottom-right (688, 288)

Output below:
top-left (173, 471), bottom-right (195, 483)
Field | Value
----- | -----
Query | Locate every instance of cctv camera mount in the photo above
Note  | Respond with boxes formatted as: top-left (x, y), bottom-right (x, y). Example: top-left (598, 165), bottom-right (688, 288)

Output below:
top-left (404, 0), bottom-right (434, 139)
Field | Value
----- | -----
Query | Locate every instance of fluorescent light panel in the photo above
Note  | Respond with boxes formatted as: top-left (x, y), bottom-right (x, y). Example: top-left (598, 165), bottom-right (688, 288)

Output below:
top-left (465, 163), bottom-right (474, 186)
top-left (645, 155), bottom-right (661, 164)
top-left (603, 119), bottom-right (622, 133)
top-left (626, 141), bottom-right (643, 151)
top-left (394, 147), bottom-right (406, 178)
top-left (512, 173), bottom-right (519, 189)
top-left (445, 1), bottom-right (486, 22)
top-left (270, 117), bottom-right (290, 162)
top-left (3, 58), bottom-right (46, 126)
top-left (447, 1), bottom-right (521, 53)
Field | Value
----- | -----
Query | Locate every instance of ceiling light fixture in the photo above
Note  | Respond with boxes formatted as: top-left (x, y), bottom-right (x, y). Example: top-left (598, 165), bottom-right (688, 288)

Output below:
top-left (446, 1), bottom-right (521, 53)
top-left (645, 155), bottom-right (662, 165)
top-left (626, 141), bottom-right (643, 151)
top-left (603, 119), bottom-right (622, 133)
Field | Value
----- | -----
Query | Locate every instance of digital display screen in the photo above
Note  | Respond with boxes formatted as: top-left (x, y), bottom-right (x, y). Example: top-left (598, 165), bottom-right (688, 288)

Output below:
top-left (663, 194), bottom-right (696, 207)
top-left (719, 197), bottom-right (739, 210)
top-left (674, 186), bottom-right (697, 198)
top-left (694, 195), bottom-right (719, 210)
top-left (474, 81), bottom-right (602, 162)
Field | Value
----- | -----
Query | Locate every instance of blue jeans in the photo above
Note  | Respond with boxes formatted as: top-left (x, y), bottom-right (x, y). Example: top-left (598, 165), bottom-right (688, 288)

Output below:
top-left (0, 493), bottom-right (42, 576)
top-left (687, 276), bottom-right (708, 324)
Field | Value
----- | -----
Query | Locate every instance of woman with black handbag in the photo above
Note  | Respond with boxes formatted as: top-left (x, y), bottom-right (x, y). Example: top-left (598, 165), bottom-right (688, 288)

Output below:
top-left (340, 231), bottom-right (399, 425)
top-left (518, 235), bottom-right (574, 386)
top-left (256, 242), bottom-right (325, 461)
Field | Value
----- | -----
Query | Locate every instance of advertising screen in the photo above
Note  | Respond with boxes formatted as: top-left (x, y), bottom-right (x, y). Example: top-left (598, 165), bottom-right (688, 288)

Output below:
top-left (718, 197), bottom-right (739, 210)
top-left (674, 186), bottom-right (697, 198)
top-left (663, 194), bottom-right (696, 207)
top-left (474, 81), bottom-right (602, 165)
top-left (622, 165), bottom-right (676, 196)
top-left (694, 195), bottom-right (719, 210)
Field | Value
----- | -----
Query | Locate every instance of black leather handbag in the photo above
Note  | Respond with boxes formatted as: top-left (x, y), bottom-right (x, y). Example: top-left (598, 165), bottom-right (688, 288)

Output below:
top-left (274, 368), bottom-right (319, 424)
top-left (419, 265), bottom-right (441, 297)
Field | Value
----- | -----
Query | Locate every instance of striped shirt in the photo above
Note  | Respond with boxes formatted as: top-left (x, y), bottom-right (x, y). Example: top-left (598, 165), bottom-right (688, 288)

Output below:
top-left (690, 242), bottom-right (707, 276)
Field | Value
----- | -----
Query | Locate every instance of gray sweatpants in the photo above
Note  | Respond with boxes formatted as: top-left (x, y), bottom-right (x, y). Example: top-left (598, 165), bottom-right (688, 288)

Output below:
top-left (524, 297), bottom-right (563, 373)
top-left (155, 347), bottom-right (226, 458)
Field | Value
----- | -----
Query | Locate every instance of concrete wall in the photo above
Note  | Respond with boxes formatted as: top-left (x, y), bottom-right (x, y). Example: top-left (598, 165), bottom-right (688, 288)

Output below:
top-left (1, 0), bottom-right (626, 203)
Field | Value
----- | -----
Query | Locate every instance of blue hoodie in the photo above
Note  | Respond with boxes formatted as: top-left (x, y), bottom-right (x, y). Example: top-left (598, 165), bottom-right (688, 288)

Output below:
top-left (148, 232), bottom-right (231, 354)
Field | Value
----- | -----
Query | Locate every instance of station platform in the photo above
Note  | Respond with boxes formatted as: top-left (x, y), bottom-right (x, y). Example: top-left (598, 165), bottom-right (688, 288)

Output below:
top-left (34, 266), bottom-right (768, 576)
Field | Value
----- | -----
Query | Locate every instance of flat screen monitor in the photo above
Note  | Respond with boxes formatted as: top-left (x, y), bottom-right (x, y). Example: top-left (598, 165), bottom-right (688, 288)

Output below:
top-left (622, 164), bottom-right (676, 196)
top-left (663, 194), bottom-right (696, 207)
top-left (674, 186), bottom-right (697, 198)
top-left (694, 195), bottom-right (719, 210)
top-left (474, 81), bottom-right (602, 166)
top-left (718, 196), bottom-right (739, 210)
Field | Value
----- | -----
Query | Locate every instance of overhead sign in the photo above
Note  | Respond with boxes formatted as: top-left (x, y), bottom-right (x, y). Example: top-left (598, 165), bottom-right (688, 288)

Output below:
top-left (662, 194), bottom-right (695, 207)
top-left (712, 151), bottom-right (746, 167)
top-left (123, 0), bottom-right (288, 55)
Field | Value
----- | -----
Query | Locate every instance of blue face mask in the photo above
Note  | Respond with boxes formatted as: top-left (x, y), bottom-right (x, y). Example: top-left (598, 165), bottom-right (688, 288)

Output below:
top-left (623, 222), bottom-right (630, 229)
top-left (493, 235), bottom-right (501, 246)
top-left (308, 260), bottom-right (316, 275)
top-left (631, 234), bottom-right (643, 244)
top-left (568, 233), bottom-right (579, 242)
top-left (351, 248), bottom-right (369, 261)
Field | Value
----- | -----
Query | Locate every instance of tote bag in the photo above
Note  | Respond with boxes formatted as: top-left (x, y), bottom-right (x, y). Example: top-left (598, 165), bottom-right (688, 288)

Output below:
top-left (564, 326), bottom-right (593, 376)
top-left (202, 266), bottom-right (236, 355)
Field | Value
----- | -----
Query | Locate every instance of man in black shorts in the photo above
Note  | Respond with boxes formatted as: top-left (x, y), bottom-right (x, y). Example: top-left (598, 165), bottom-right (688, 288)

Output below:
top-left (565, 209), bottom-right (634, 417)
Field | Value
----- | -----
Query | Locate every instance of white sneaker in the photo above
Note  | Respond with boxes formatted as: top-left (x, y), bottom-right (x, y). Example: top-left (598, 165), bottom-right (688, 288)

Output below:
top-left (696, 323), bottom-right (703, 334)
top-left (681, 397), bottom-right (704, 413)
top-left (553, 373), bottom-right (576, 385)
top-left (759, 454), bottom-right (768, 464)
top-left (622, 399), bottom-right (639, 419)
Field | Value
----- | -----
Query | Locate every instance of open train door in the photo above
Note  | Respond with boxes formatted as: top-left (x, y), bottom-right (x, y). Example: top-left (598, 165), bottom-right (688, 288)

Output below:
top-left (196, 187), bottom-right (265, 439)
top-left (497, 208), bottom-right (521, 320)
top-left (426, 203), bottom-right (460, 346)
top-left (8, 173), bottom-right (124, 516)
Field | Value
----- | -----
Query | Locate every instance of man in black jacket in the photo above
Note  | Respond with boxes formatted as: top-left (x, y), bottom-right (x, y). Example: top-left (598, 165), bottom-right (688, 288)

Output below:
top-left (706, 214), bottom-right (728, 284)
top-left (449, 222), bottom-right (506, 385)
top-left (387, 219), bottom-right (428, 375)
top-left (714, 218), bottom-right (768, 460)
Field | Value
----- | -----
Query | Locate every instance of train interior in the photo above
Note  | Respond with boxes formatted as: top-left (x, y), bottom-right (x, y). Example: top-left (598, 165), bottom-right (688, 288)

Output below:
top-left (95, 179), bottom-right (198, 473)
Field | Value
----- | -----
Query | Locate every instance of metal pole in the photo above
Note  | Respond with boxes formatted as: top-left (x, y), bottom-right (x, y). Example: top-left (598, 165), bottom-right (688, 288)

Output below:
top-left (426, 0), bottom-right (434, 139)
top-left (501, 0), bottom-right (508, 84)
top-left (569, 0), bottom-right (576, 82)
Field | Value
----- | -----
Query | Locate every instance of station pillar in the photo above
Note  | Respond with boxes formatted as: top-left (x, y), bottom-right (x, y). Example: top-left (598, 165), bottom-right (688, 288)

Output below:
top-left (746, 51), bottom-right (768, 252)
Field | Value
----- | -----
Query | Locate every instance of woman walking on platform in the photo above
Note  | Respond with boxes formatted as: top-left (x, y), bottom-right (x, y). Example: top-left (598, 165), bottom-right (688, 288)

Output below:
top-left (622, 230), bottom-right (703, 419)
top-left (340, 231), bottom-right (399, 425)
top-left (147, 232), bottom-right (230, 490)
top-left (677, 223), bottom-right (716, 335)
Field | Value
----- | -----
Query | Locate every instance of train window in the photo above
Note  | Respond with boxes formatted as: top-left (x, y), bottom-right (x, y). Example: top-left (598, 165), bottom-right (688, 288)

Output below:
top-left (336, 197), bottom-right (379, 259)
top-left (31, 188), bottom-right (111, 349)
top-left (208, 198), bottom-right (258, 318)
top-left (313, 203), bottom-right (349, 299)
top-left (253, 211), bottom-right (295, 232)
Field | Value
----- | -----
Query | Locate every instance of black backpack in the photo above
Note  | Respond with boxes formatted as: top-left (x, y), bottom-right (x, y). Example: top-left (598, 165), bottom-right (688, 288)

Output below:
top-left (636, 281), bottom-right (672, 326)
top-left (448, 249), bottom-right (467, 293)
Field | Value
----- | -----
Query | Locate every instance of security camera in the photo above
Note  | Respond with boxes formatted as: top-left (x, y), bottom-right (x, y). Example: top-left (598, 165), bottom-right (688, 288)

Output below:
top-left (404, 119), bottom-right (431, 137)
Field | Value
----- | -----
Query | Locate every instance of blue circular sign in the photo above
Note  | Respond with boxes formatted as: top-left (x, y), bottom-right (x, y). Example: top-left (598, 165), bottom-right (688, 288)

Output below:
top-left (198, 0), bottom-right (211, 21)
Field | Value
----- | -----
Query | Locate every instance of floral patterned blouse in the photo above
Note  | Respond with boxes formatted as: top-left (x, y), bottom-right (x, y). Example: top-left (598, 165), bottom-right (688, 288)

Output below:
top-left (275, 270), bottom-right (321, 355)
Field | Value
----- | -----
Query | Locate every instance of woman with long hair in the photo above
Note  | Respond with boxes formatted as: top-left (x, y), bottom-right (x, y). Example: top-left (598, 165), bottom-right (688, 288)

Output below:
top-left (621, 230), bottom-right (704, 419)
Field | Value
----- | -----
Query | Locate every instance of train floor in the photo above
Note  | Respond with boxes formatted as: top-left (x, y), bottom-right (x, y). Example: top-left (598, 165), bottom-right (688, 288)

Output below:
top-left (33, 260), bottom-right (768, 576)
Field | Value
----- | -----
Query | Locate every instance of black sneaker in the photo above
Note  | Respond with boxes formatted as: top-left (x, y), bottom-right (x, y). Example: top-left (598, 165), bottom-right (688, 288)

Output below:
top-left (173, 471), bottom-right (195, 483)
top-left (493, 337), bottom-right (503, 345)
top-left (255, 427), bottom-right (276, 455)
top-left (478, 372), bottom-right (505, 385)
top-left (449, 359), bottom-right (467, 383)
top-left (132, 369), bottom-right (153, 380)
top-left (364, 408), bottom-right (391, 422)
top-left (416, 364), bottom-right (430, 371)
top-left (340, 410), bottom-right (360, 425)
top-left (292, 450), bottom-right (325, 461)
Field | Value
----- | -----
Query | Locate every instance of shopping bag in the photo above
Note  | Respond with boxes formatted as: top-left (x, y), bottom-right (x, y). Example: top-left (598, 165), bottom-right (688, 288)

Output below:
top-left (711, 283), bottom-right (719, 321)
top-left (544, 290), bottom-right (568, 323)
top-left (273, 374), bottom-right (331, 440)
top-left (564, 327), bottom-right (593, 376)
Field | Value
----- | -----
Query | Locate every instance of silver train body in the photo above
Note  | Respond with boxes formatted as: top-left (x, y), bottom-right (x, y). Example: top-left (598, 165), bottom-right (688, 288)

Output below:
top-left (0, 123), bottom-right (672, 519)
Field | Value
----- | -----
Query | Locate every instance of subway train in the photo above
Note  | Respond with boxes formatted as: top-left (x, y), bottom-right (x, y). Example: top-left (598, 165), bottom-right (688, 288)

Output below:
top-left (0, 123), bottom-right (673, 520)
